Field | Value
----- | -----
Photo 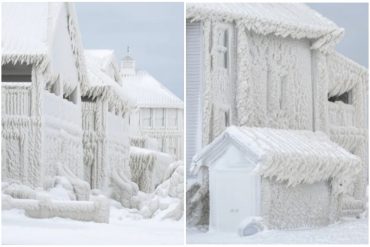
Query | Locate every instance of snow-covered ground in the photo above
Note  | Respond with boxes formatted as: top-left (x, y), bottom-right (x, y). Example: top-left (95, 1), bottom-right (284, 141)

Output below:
top-left (2, 205), bottom-right (184, 245)
top-left (187, 217), bottom-right (368, 244)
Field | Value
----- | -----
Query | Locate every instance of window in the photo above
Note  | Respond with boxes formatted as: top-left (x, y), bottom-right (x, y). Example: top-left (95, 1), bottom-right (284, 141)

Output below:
top-left (224, 110), bottom-right (230, 127)
top-left (279, 75), bottom-right (287, 110)
top-left (154, 108), bottom-right (165, 128)
top-left (329, 91), bottom-right (352, 104)
top-left (2, 63), bottom-right (32, 82)
top-left (217, 29), bottom-right (229, 69)
top-left (167, 109), bottom-right (178, 128)
top-left (141, 108), bottom-right (152, 128)
top-left (223, 29), bottom-right (229, 69)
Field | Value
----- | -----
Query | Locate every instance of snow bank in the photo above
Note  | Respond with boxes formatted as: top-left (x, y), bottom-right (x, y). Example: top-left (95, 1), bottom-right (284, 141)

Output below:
top-left (130, 161), bottom-right (184, 220)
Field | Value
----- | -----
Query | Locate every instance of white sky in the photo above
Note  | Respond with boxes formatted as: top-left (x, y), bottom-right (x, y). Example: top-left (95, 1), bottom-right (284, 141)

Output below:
top-left (308, 3), bottom-right (368, 67)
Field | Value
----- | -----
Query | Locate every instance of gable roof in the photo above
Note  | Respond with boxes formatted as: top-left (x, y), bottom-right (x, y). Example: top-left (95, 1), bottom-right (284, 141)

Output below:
top-left (121, 70), bottom-right (183, 109)
top-left (84, 49), bottom-right (135, 114)
top-left (187, 3), bottom-right (344, 53)
top-left (2, 3), bottom-right (88, 96)
top-left (192, 126), bottom-right (361, 187)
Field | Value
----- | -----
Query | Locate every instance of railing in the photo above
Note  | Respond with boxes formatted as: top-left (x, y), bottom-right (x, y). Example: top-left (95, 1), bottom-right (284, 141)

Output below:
top-left (2, 82), bottom-right (32, 116)
top-left (328, 101), bottom-right (355, 127)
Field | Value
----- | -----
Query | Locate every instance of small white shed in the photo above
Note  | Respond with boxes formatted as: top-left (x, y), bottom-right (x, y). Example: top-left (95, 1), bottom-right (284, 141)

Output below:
top-left (191, 126), bottom-right (361, 231)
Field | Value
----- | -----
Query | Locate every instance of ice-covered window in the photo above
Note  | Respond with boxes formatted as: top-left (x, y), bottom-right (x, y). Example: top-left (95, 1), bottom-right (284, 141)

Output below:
top-left (141, 108), bottom-right (152, 128)
top-left (2, 63), bottom-right (32, 82)
top-left (167, 109), bottom-right (178, 128)
top-left (224, 110), bottom-right (230, 127)
top-left (279, 75), bottom-right (288, 110)
top-left (329, 91), bottom-right (352, 104)
top-left (217, 29), bottom-right (229, 69)
top-left (154, 108), bottom-right (165, 128)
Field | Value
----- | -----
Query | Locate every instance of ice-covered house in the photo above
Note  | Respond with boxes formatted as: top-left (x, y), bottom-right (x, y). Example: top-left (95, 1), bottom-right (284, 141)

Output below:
top-left (1, 3), bottom-right (111, 223)
top-left (121, 53), bottom-right (184, 160)
top-left (82, 50), bottom-right (138, 206)
top-left (186, 3), bottom-right (368, 230)
top-left (2, 3), bottom-right (86, 189)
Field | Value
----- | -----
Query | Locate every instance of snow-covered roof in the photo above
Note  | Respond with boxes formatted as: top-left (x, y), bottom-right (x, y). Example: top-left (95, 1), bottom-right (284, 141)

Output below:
top-left (187, 3), bottom-right (344, 52)
top-left (121, 71), bottom-right (183, 109)
top-left (327, 51), bottom-right (368, 97)
top-left (2, 3), bottom-right (88, 96)
top-left (84, 50), bottom-right (135, 114)
top-left (192, 126), bottom-right (361, 186)
top-left (84, 50), bottom-right (121, 83)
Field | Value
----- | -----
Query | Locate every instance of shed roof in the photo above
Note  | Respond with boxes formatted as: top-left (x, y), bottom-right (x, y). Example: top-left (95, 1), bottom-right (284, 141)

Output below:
top-left (84, 50), bottom-right (135, 114)
top-left (192, 126), bottom-right (361, 186)
top-left (187, 3), bottom-right (344, 52)
top-left (2, 3), bottom-right (87, 96)
top-left (121, 70), bottom-right (183, 109)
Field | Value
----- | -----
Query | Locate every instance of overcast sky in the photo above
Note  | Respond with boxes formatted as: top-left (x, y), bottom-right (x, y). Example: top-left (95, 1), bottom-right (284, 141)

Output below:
top-left (75, 3), bottom-right (367, 101)
top-left (308, 3), bottom-right (368, 68)
top-left (75, 3), bottom-right (184, 99)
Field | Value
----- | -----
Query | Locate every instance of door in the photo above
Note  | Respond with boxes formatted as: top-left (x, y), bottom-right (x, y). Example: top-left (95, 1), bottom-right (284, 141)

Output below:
top-left (209, 168), bottom-right (260, 232)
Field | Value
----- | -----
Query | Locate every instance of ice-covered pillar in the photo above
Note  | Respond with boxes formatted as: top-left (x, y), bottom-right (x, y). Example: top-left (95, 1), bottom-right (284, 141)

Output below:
top-left (29, 67), bottom-right (43, 188)
top-left (352, 76), bottom-right (368, 203)
top-left (311, 50), bottom-right (329, 133)
top-left (235, 22), bottom-right (254, 127)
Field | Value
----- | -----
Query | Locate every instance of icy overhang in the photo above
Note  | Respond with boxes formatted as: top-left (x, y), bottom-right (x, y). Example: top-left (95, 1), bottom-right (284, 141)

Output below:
top-left (187, 3), bottom-right (344, 53)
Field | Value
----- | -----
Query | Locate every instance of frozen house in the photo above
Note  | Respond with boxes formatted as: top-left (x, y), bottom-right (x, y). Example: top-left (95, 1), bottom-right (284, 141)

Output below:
top-left (121, 53), bottom-right (184, 160)
top-left (82, 50), bottom-right (135, 200)
top-left (2, 3), bottom-right (87, 188)
top-left (186, 3), bottom-right (368, 228)
top-left (190, 126), bottom-right (361, 230)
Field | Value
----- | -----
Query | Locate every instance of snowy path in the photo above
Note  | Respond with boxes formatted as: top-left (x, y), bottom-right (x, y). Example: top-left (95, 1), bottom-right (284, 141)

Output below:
top-left (187, 218), bottom-right (368, 244)
top-left (2, 208), bottom-right (184, 245)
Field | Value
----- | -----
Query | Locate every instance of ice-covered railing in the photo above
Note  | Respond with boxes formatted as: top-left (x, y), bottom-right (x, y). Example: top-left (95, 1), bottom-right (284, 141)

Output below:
top-left (2, 82), bottom-right (32, 116)
top-left (328, 101), bottom-right (355, 127)
top-left (42, 89), bottom-right (81, 134)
